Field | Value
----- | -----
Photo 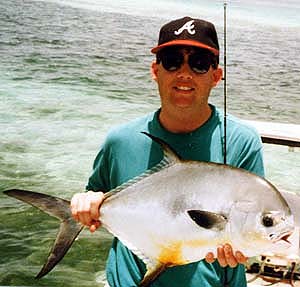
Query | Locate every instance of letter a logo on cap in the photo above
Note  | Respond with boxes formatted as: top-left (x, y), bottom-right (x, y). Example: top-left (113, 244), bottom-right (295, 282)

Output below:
top-left (174, 20), bottom-right (196, 35)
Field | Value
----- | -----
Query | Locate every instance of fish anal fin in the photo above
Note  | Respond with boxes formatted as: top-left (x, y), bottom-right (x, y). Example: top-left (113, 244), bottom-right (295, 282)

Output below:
top-left (139, 262), bottom-right (167, 287)
top-left (187, 210), bottom-right (227, 230)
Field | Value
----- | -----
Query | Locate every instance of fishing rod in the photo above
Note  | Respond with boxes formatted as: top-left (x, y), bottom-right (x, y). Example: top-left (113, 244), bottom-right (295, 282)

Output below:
top-left (223, 1), bottom-right (227, 165)
top-left (222, 9), bottom-right (229, 287)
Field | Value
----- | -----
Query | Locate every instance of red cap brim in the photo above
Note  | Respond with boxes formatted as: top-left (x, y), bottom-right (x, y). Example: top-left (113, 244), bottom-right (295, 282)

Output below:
top-left (151, 39), bottom-right (219, 55)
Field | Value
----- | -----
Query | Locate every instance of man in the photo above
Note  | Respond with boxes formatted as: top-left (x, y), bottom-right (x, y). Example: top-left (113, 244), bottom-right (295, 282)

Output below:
top-left (71, 16), bottom-right (264, 286)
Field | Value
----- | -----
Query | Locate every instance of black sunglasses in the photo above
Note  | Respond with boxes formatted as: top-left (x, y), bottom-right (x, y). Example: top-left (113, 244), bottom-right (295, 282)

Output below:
top-left (157, 48), bottom-right (218, 74)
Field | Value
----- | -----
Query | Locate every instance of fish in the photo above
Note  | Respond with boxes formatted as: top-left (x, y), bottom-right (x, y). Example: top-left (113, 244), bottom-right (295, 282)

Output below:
top-left (3, 132), bottom-right (295, 286)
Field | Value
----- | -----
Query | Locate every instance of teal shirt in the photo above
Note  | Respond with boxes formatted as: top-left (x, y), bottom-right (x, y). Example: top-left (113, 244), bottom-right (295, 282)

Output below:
top-left (87, 105), bottom-right (265, 287)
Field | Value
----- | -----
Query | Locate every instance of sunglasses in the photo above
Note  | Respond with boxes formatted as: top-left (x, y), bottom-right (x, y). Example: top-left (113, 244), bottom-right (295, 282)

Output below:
top-left (157, 48), bottom-right (218, 74)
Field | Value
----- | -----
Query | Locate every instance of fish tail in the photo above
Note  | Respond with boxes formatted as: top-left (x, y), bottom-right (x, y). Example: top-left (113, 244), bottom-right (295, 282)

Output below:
top-left (3, 189), bottom-right (83, 278)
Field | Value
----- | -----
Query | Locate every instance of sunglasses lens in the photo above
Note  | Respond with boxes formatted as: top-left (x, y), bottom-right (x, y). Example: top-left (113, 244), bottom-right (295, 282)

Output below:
top-left (159, 48), bottom-right (215, 74)
top-left (160, 52), bottom-right (183, 71)
top-left (189, 53), bottom-right (212, 74)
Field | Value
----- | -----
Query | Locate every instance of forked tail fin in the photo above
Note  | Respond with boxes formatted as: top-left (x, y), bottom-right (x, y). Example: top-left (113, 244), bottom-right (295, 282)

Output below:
top-left (3, 189), bottom-right (84, 278)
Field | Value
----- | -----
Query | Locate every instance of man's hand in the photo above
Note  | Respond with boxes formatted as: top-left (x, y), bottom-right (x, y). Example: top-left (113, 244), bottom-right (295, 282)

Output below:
top-left (70, 190), bottom-right (104, 232)
top-left (205, 244), bottom-right (248, 267)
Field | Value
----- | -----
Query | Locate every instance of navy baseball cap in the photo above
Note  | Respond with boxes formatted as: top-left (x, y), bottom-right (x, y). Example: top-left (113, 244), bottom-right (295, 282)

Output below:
top-left (151, 16), bottom-right (219, 56)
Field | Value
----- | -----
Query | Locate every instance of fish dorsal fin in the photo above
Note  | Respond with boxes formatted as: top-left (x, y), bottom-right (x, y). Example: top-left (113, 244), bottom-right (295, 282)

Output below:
top-left (141, 132), bottom-right (181, 164)
top-left (187, 210), bottom-right (227, 230)
top-left (104, 132), bottom-right (179, 199)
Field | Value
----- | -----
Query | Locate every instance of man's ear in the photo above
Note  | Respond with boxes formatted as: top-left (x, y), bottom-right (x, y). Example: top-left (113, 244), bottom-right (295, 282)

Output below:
top-left (212, 67), bottom-right (223, 87)
top-left (151, 61), bottom-right (159, 82)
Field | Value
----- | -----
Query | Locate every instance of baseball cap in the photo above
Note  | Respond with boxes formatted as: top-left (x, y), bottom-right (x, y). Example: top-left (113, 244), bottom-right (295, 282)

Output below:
top-left (151, 16), bottom-right (219, 56)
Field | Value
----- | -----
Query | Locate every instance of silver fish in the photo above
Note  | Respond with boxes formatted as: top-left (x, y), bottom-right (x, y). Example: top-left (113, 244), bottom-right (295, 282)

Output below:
top-left (4, 132), bottom-right (294, 286)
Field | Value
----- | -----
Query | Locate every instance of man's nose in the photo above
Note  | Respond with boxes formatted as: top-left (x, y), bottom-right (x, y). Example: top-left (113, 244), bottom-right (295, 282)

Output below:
top-left (176, 57), bottom-right (193, 80)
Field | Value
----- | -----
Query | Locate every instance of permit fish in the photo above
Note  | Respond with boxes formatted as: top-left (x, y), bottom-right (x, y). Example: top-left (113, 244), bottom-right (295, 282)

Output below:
top-left (4, 132), bottom-right (294, 286)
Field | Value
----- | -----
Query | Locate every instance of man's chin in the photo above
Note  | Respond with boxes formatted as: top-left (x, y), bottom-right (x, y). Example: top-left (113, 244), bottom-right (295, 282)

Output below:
top-left (171, 96), bottom-right (195, 109)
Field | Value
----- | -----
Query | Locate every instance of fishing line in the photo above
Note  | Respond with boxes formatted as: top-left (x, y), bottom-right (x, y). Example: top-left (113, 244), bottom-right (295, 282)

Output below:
top-left (223, 1), bottom-right (227, 165)
top-left (223, 3), bottom-right (229, 286)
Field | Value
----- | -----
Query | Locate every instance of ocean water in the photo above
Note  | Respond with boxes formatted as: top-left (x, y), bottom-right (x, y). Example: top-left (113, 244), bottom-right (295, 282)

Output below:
top-left (0, 0), bottom-right (299, 286)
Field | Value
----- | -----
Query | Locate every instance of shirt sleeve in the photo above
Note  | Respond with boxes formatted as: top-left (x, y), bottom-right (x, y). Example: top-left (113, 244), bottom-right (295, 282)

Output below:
top-left (229, 121), bottom-right (265, 178)
top-left (86, 143), bottom-right (111, 192)
top-left (239, 146), bottom-right (265, 178)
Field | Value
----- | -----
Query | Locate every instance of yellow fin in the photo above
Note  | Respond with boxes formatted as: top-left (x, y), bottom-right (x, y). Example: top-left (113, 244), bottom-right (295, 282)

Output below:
top-left (139, 262), bottom-right (166, 287)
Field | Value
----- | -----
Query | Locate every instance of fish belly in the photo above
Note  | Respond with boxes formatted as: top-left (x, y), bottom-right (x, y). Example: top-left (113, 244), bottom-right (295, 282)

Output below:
top-left (100, 163), bottom-right (229, 264)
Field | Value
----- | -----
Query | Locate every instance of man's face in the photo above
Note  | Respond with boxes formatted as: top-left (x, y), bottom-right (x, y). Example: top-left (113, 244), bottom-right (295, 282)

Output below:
top-left (151, 46), bottom-right (222, 114)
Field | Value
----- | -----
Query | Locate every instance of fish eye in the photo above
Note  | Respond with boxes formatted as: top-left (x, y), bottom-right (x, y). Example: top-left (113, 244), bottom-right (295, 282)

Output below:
top-left (262, 215), bottom-right (274, 227)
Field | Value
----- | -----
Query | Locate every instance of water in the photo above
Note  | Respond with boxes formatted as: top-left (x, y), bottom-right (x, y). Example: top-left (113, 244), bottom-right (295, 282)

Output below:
top-left (0, 0), bottom-right (299, 286)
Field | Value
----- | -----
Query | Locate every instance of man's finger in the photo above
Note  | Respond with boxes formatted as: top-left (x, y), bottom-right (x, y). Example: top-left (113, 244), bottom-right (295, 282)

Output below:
top-left (78, 198), bottom-right (92, 226)
top-left (224, 244), bottom-right (238, 268)
top-left (89, 192), bottom-right (104, 220)
top-left (235, 251), bottom-right (248, 265)
top-left (205, 252), bottom-right (215, 264)
top-left (217, 245), bottom-right (227, 267)
top-left (70, 194), bottom-right (80, 221)
top-left (89, 220), bottom-right (101, 233)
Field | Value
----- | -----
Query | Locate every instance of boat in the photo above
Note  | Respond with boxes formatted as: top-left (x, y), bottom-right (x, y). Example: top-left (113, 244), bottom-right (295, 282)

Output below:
top-left (245, 120), bottom-right (300, 148)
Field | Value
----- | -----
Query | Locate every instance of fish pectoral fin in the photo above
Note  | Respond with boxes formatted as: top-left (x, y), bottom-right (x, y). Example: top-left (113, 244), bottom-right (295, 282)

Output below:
top-left (187, 210), bottom-right (227, 230)
top-left (139, 262), bottom-right (167, 287)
